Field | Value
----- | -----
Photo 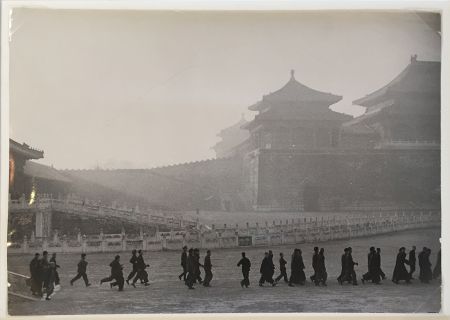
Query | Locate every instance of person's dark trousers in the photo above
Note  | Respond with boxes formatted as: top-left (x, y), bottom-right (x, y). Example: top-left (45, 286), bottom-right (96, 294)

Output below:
top-left (179, 266), bottom-right (187, 281)
top-left (186, 272), bottom-right (195, 288)
top-left (54, 271), bottom-right (60, 286)
top-left (203, 269), bottom-right (213, 286)
top-left (111, 275), bottom-right (125, 291)
top-left (71, 273), bottom-right (89, 286)
top-left (409, 264), bottom-right (416, 278)
top-left (133, 270), bottom-right (149, 284)
top-left (260, 274), bottom-right (274, 285)
top-left (127, 269), bottom-right (137, 281)
top-left (275, 269), bottom-right (288, 282)
top-left (241, 270), bottom-right (250, 287)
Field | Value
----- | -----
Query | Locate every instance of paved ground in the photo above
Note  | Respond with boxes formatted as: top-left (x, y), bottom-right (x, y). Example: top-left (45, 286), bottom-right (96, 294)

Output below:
top-left (8, 227), bottom-right (441, 315)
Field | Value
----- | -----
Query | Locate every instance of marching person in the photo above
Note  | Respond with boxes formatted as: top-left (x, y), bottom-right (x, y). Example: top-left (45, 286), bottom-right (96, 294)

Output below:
top-left (70, 253), bottom-right (91, 287)
top-left (131, 250), bottom-right (150, 287)
top-left (203, 250), bottom-right (213, 287)
top-left (288, 248), bottom-right (306, 286)
top-left (185, 248), bottom-right (195, 289)
top-left (29, 253), bottom-right (42, 296)
top-left (337, 248), bottom-right (348, 284)
top-left (419, 247), bottom-right (433, 283)
top-left (275, 252), bottom-right (288, 284)
top-left (310, 247), bottom-right (319, 283)
top-left (126, 249), bottom-right (138, 285)
top-left (392, 247), bottom-right (411, 284)
top-left (237, 252), bottom-right (251, 288)
top-left (179, 246), bottom-right (188, 281)
top-left (362, 247), bottom-right (379, 284)
top-left (50, 253), bottom-right (61, 287)
top-left (315, 248), bottom-right (327, 286)
top-left (376, 248), bottom-right (386, 280)
top-left (259, 252), bottom-right (276, 286)
top-left (409, 246), bottom-right (416, 279)
top-left (100, 255), bottom-right (125, 291)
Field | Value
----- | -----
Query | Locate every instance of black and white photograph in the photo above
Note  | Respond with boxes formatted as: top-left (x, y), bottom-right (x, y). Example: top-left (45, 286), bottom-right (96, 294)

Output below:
top-left (2, 1), bottom-right (447, 316)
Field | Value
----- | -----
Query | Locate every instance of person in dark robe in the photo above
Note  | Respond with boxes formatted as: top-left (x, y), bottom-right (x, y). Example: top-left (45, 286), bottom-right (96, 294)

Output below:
top-left (362, 247), bottom-right (377, 284)
top-left (288, 249), bottom-right (306, 286)
top-left (409, 246), bottom-right (416, 279)
top-left (433, 249), bottom-right (441, 280)
top-left (315, 248), bottom-right (327, 286)
top-left (268, 250), bottom-right (275, 281)
top-left (275, 252), bottom-right (288, 283)
top-left (193, 248), bottom-right (203, 284)
top-left (29, 253), bottom-right (42, 296)
top-left (310, 247), bottom-right (319, 283)
top-left (203, 250), bottom-right (213, 287)
top-left (185, 248), bottom-right (195, 289)
top-left (40, 251), bottom-right (50, 295)
top-left (419, 248), bottom-right (433, 283)
top-left (259, 252), bottom-right (276, 286)
top-left (370, 248), bottom-right (381, 284)
top-left (376, 248), bottom-right (386, 280)
top-left (178, 246), bottom-right (188, 281)
top-left (337, 248), bottom-right (348, 285)
top-left (237, 252), bottom-right (251, 288)
top-left (131, 250), bottom-right (150, 287)
top-left (44, 262), bottom-right (56, 300)
top-left (126, 249), bottom-right (138, 285)
top-left (70, 253), bottom-right (91, 287)
top-left (100, 255), bottom-right (125, 291)
top-left (392, 247), bottom-right (411, 284)
top-left (49, 253), bottom-right (60, 287)
top-left (347, 247), bottom-right (359, 285)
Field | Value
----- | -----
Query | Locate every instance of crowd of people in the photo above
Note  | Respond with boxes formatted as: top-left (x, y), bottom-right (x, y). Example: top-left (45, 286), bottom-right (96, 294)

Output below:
top-left (27, 245), bottom-right (441, 300)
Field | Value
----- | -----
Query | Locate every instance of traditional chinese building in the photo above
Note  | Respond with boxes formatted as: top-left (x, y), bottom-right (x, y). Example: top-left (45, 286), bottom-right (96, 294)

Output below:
top-left (212, 115), bottom-right (249, 158)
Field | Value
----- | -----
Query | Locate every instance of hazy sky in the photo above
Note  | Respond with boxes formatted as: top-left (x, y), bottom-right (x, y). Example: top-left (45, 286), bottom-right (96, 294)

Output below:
top-left (9, 9), bottom-right (441, 169)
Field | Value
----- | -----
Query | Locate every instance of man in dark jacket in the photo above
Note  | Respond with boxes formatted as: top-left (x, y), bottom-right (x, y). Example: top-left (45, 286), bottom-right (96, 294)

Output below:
top-left (131, 250), bottom-right (150, 287)
top-left (126, 249), bottom-right (138, 285)
top-left (347, 247), bottom-right (359, 285)
top-left (362, 247), bottom-right (376, 284)
top-left (315, 248), bottom-right (328, 286)
top-left (178, 246), bottom-right (188, 281)
top-left (337, 248), bottom-right (348, 284)
top-left (29, 253), bottom-right (42, 296)
top-left (237, 252), bottom-right (251, 288)
top-left (392, 247), bottom-right (411, 284)
top-left (100, 255), bottom-right (125, 291)
top-left (409, 246), bottom-right (416, 279)
top-left (275, 252), bottom-right (288, 283)
top-left (44, 262), bottom-right (56, 300)
top-left (49, 253), bottom-right (61, 286)
top-left (310, 247), bottom-right (319, 283)
top-left (259, 252), bottom-right (276, 286)
top-left (419, 247), bottom-right (433, 283)
top-left (203, 250), bottom-right (213, 287)
top-left (70, 253), bottom-right (91, 287)
top-left (185, 248), bottom-right (195, 289)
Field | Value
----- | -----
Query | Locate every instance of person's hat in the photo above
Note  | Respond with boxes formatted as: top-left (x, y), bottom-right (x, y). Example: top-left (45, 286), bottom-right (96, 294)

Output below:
top-left (81, 253), bottom-right (86, 257)
top-left (182, 245), bottom-right (188, 249)
top-left (132, 249), bottom-right (137, 254)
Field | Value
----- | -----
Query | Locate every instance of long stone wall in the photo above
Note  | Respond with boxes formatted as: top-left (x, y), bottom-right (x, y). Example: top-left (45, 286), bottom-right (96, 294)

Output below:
top-left (8, 210), bottom-right (440, 254)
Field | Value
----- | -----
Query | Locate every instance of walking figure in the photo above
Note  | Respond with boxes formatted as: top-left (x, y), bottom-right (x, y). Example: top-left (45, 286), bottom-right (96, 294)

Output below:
top-left (100, 255), bottom-right (125, 291)
top-left (310, 247), bottom-right (319, 283)
top-left (203, 250), bottom-right (213, 287)
top-left (392, 247), bottom-right (411, 284)
top-left (288, 248), bottom-right (306, 286)
top-left (178, 246), bottom-right (188, 281)
top-left (409, 246), bottom-right (416, 279)
top-left (237, 252), bottom-right (251, 288)
top-left (275, 252), bottom-right (288, 283)
top-left (418, 247), bottom-right (432, 283)
top-left (259, 252), bottom-right (276, 286)
top-left (185, 248), bottom-right (195, 289)
top-left (315, 248), bottom-right (327, 286)
top-left (29, 253), bottom-right (42, 296)
top-left (126, 249), bottom-right (138, 285)
top-left (49, 253), bottom-right (61, 287)
top-left (131, 250), bottom-right (150, 287)
top-left (70, 253), bottom-right (91, 287)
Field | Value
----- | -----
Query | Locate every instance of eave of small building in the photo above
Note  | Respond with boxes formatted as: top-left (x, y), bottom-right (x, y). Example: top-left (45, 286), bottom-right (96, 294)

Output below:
top-left (9, 139), bottom-right (44, 160)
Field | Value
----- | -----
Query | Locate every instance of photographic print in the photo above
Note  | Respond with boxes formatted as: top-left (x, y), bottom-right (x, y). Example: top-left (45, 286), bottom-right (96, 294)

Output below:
top-left (5, 4), bottom-right (443, 315)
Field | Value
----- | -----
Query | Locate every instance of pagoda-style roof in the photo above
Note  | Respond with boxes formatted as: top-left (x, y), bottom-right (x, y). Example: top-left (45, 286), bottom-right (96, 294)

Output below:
top-left (353, 56), bottom-right (440, 108)
top-left (216, 115), bottom-right (248, 138)
top-left (249, 70), bottom-right (342, 112)
top-left (24, 161), bottom-right (72, 183)
top-left (9, 139), bottom-right (44, 160)
top-left (212, 115), bottom-right (250, 153)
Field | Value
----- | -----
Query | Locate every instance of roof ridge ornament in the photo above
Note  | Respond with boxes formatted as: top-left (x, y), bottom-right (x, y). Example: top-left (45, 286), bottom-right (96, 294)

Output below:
top-left (411, 54), bottom-right (418, 63)
top-left (290, 69), bottom-right (295, 81)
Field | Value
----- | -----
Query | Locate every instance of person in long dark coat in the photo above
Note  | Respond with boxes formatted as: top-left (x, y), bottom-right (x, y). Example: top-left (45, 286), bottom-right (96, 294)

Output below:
top-left (419, 248), bottom-right (433, 283)
top-left (100, 255), bottom-right (125, 291)
top-left (185, 248), bottom-right (195, 289)
top-left (310, 247), bottom-right (319, 283)
top-left (347, 247), bottom-right (359, 285)
top-left (49, 253), bottom-right (61, 286)
top-left (237, 252), bottom-right (251, 288)
top-left (268, 250), bottom-right (275, 281)
top-left (376, 248), bottom-right (386, 280)
top-left (40, 251), bottom-right (50, 295)
top-left (203, 250), bottom-right (213, 287)
top-left (131, 250), bottom-right (150, 287)
top-left (44, 262), bottom-right (56, 300)
top-left (178, 246), bottom-right (188, 281)
top-left (337, 248), bottom-right (348, 284)
top-left (70, 253), bottom-right (91, 287)
top-left (259, 252), bottom-right (276, 286)
top-left (433, 249), bottom-right (441, 280)
top-left (29, 253), bottom-right (42, 296)
top-left (362, 247), bottom-right (379, 284)
top-left (392, 247), bottom-right (411, 284)
top-left (315, 248), bottom-right (327, 286)
top-left (126, 249), bottom-right (138, 285)
top-left (409, 246), bottom-right (416, 279)
top-left (193, 248), bottom-right (203, 284)
top-left (288, 249), bottom-right (306, 286)
top-left (275, 252), bottom-right (288, 283)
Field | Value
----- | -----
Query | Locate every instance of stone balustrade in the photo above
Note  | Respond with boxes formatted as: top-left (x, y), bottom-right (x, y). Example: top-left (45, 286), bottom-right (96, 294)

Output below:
top-left (7, 210), bottom-right (440, 254)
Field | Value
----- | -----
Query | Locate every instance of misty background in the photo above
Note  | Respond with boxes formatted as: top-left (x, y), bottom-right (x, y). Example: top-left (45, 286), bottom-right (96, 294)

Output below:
top-left (9, 10), bottom-right (441, 169)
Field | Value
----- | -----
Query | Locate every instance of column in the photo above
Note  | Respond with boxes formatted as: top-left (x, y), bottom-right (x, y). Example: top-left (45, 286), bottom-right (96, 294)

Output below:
top-left (35, 211), bottom-right (44, 238)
